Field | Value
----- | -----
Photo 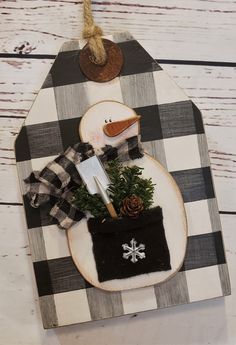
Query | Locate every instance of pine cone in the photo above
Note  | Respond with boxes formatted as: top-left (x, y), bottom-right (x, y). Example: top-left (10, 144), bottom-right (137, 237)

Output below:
top-left (120, 195), bottom-right (144, 218)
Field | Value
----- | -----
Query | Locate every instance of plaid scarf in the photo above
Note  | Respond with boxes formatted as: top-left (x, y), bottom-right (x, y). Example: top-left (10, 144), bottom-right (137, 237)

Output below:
top-left (24, 136), bottom-right (143, 230)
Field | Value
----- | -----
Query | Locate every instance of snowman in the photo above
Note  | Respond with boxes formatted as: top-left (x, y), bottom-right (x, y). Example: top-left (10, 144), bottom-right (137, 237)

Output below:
top-left (68, 100), bottom-right (187, 291)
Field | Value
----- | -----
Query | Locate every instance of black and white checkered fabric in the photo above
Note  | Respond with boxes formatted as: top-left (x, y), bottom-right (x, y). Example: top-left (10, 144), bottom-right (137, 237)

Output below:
top-left (24, 136), bottom-right (143, 229)
top-left (15, 32), bottom-right (230, 329)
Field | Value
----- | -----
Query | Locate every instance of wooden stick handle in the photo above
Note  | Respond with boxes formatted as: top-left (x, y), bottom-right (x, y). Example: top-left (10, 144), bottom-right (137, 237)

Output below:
top-left (106, 202), bottom-right (118, 219)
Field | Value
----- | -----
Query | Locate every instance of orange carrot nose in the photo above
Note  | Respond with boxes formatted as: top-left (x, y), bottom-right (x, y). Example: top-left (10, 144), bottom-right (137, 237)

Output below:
top-left (103, 115), bottom-right (141, 137)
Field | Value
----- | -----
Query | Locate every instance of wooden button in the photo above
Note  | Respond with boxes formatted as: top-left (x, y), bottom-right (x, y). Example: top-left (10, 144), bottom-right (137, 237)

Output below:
top-left (79, 39), bottom-right (123, 82)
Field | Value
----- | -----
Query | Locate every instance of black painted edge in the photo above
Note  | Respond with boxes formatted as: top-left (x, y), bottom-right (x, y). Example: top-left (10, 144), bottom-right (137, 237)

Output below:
top-left (157, 59), bottom-right (236, 68)
top-left (0, 202), bottom-right (23, 206)
top-left (1, 52), bottom-right (236, 68)
top-left (219, 211), bottom-right (236, 215)
top-left (0, 53), bottom-right (56, 59)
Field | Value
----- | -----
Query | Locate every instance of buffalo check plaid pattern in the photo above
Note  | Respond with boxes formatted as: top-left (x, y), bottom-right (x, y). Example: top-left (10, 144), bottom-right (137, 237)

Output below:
top-left (15, 32), bottom-right (230, 328)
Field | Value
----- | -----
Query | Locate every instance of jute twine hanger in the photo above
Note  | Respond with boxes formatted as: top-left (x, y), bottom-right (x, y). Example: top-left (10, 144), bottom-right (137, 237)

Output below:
top-left (80, 0), bottom-right (123, 82)
top-left (82, 0), bottom-right (107, 65)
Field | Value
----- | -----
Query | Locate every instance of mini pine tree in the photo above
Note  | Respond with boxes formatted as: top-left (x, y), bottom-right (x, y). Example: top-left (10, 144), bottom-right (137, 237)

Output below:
top-left (73, 159), bottom-right (155, 219)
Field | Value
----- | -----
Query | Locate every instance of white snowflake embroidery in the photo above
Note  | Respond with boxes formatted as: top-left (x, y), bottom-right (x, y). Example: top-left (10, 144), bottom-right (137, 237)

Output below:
top-left (122, 238), bottom-right (146, 263)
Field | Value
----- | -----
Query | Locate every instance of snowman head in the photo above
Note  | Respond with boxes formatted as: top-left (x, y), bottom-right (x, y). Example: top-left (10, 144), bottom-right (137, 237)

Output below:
top-left (79, 101), bottom-right (140, 149)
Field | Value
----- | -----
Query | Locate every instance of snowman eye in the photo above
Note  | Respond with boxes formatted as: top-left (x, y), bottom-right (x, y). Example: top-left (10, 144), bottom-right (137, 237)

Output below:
top-left (109, 118), bottom-right (112, 123)
top-left (105, 119), bottom-right (108, 123)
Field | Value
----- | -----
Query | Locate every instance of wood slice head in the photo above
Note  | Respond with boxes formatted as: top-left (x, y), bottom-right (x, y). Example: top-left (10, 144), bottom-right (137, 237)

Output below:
top-left (79, 101), bottom-right (140, 149)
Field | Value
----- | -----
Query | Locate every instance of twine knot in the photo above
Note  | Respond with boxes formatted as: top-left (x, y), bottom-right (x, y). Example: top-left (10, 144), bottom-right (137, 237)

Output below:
top-left (83, 25), bottom-right (103, 39)
top-left (82, 0), bottom-right (107, 66)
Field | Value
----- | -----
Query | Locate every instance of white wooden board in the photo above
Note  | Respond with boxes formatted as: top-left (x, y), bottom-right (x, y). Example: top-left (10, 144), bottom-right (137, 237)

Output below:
top-left (1, 1), bottom-right (236, 62)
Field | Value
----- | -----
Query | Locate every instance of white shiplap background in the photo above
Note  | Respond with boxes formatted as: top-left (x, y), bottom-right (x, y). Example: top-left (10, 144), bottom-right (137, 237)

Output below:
top-left (0, 1), bottom-right (236, 344)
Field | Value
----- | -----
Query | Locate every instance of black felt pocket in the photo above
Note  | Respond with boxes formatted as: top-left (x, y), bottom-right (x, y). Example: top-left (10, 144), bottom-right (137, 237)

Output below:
top-left (87, 206), bottom-right (171, 282)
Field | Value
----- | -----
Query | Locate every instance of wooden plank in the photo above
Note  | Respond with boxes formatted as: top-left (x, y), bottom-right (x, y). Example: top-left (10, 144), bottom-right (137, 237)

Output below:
top-left (0, 204), bottom-right (52, 343)
top-left (0, 117), bottom-right (23, 163)
top-left (1, 1), bottom-right (236, 61)
top-left (162, 64), bottom-right (236, 128)
top-left (0, 58), bottom-right (52, 117)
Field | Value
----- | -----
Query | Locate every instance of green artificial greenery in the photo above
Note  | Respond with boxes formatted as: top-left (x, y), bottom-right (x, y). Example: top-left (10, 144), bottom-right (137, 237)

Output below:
top-left (73, 159), bottom-right (155, 218)
top-left (73, 185), bottom-right (109, 218)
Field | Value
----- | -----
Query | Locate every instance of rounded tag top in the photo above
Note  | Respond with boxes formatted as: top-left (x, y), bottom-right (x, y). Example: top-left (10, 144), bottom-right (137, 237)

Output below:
top-left (79, 39), bottom-right (123, 82)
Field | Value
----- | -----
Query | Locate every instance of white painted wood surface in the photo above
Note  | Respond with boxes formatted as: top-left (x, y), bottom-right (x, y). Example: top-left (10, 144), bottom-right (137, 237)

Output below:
top-left (1, 0), bottom-right (236, 61)
top-left (0, 1), bottom-right (236, 344)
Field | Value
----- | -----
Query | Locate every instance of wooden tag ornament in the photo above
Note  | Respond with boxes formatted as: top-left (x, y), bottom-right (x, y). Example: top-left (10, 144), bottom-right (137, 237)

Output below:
top-left (14, 31), bottom-right (228, 328)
